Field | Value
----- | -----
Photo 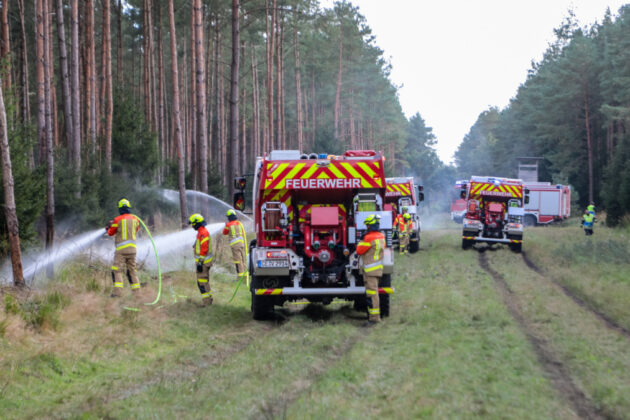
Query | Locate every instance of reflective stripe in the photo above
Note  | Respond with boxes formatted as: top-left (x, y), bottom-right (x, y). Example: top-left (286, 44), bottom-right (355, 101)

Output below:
top-left (374, 238), bottom-right (381, 261)
top-left (132, 218), bottom-right (138, 240)
top-left (364, 264), bottom-right (383, 273)
top-left (366, 289), bottom-right (377, 295)
top-left (111, 266), bottom-right (118, 271)
top-left (201, 292), bottom-right (212, 298)
top-left (116, 241), bottom-right (136, 251)
top-left (203, 254), bottom-right (214, 263)
top-left (358, 241), bottom-right (370, 248)
top-left (200, 236), bottom-right (209, 245)
top-left (114, 282), bottom-right (123, 287)
top-left (197, 278), bottom-right (208, 283)
top-left (122, 219), bottom-right (127, 240)
top-left (230, 237), bottom-right (244, 245)
top-left (111, 223), bottom-right (118, 228)
top-left (368, 308), bottom-right (380, 315)
top-left (131, 283), bottom-right (140, 289)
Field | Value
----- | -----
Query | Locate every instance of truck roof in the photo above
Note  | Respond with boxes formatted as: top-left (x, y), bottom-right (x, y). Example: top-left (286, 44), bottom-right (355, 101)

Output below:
top-left (470, 176), bottom-right (523, 186)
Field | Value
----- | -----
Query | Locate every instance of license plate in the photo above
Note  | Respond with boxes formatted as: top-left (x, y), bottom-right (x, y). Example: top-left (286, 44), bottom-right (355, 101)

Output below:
top-left (258, 259), bottom-right (289, 268)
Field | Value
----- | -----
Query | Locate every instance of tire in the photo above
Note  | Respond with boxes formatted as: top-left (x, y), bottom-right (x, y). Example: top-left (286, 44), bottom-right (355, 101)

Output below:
top-left (510, 242), bottom-right (522, 253)
top-left (378, 274), bottom-right (391, 318)
top-left (524, 215), bottom-right (537, 227)
top-left (353, 297), bottom-right (368, 312)
top-left (409, 233), bottom-right (420, 253)
top-left (250, 275), bottom-right (273, 320)
top-left (462, 238), bottom-right (473, 250)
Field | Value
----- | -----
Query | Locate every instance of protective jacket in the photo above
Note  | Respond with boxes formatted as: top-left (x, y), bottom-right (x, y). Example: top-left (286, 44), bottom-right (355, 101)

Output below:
top-left (357, 231), bottom-right (386, 276)
top-left (223, 220), bottom-right (247, 247)
top-left (194, 226), bottom-right (213, 264)
top-left (582, 213), bottom-right (594, 228)
top-left (107, 214), bottom-right (140, 251)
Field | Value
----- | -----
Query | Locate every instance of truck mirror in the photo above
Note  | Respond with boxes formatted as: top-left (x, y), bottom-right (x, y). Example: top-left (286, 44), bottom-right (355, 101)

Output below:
top-left (233, 191), bottom-right (245, 211)
top-left (418, 192), bottom-right (425, 202)
top-left (460, 190), bottom-right (466, 199)
top-left (524, 195), bottom-right (529, 204)
top-left (234, 176), bottom-right (247, 191)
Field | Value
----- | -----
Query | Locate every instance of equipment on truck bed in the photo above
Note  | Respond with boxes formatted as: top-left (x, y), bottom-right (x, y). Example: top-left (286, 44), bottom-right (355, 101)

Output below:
top-left (459, 176), bottom-right (529, 252)
top-left (234, 150), bottom-right (395, 320)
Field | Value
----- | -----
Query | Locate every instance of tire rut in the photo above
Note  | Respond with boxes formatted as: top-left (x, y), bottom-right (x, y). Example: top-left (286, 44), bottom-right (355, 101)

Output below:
top-left (478, 252), bottom-right (604, 420)
top-left (251, 315), bottom-right (374, 420)
top-left (521, 251), bottom-right (630, 340)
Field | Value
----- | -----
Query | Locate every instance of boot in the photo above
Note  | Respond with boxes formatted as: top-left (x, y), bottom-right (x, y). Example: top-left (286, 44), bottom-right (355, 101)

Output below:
top-left (202, 297), bottom-right (213, 306)
top-left (110, 289), bottom-right (122, 298)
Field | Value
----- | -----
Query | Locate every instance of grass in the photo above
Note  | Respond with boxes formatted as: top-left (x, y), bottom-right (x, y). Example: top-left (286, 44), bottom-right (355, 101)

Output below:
top-left (0, 223), bottom-right (629, 418)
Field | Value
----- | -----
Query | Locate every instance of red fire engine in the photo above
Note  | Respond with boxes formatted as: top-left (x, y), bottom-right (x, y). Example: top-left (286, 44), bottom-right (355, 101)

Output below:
top-left (385, 177), bottom-right (424, 252)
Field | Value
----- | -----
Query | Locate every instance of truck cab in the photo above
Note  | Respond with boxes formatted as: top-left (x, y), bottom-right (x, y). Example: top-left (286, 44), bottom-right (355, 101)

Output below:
top-left (385, 177), bottom-right (424, 253)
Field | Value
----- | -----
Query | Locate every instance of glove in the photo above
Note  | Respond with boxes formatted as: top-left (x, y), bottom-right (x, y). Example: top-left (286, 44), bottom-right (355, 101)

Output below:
top-left (196, 263), bottom-right (203, 273)
top-left (105, 219), bottom-right (114, 230)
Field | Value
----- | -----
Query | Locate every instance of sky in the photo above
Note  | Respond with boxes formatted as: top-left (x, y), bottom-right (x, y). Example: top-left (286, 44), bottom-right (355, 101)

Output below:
top-left (320, 0), bottom-right (629, 164)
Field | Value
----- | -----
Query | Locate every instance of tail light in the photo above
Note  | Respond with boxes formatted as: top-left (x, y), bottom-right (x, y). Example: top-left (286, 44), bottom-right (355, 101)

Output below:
top-left (266, 250), bottom-right (288, 258)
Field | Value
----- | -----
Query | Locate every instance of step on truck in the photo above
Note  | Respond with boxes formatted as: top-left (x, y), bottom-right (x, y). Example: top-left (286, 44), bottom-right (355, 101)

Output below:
top-left (238, 150), bottom-right (395, 320)
top-left (385, 177), bottom-right (424, 253)
top-left (460, 176), bottom-right (529, 252)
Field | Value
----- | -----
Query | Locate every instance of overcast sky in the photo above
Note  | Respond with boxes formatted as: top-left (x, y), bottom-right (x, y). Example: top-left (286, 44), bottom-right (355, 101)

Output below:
top-left (320, 0), bottom-right (628, 164)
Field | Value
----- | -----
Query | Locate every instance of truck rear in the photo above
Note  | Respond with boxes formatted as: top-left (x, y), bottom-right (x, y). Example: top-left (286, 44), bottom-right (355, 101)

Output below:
top-left (244, 150), bottom-right (395, 320)
top-left (523, 182), bottom-right (571, 226)
top-left (450, 179), bottom-right (468, 223)
top-left (385, 177), bottom-right (424, 253)
top-left (460, 176), bottom-right (529, 252)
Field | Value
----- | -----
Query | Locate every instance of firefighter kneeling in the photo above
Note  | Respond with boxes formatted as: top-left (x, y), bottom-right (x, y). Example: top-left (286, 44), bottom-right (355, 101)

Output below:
top-left (357, 214), bottom-right (386, 327)
top-left (189, 213), bottom-right (214, 306)
top-left (223, 209), bottom-right (249, 286)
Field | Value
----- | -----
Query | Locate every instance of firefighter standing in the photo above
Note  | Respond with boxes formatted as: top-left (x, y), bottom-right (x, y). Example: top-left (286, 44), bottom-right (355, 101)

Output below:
top-left (357, 214), bottom-right (386, 327)
top-left (107, 198), bottom-right (141, 297)
top-left (189, 213), bottom-right (214, 306)
top-left (581, 210), bottom-right (595, 236)
top-left (223, 209), bottom-right (249, 286)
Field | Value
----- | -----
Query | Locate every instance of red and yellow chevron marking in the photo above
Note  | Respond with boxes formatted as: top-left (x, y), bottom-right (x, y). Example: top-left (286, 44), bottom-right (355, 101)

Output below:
top-left (263, 160), bottom-right (383, 190)
top-left (262, 189), bottom-right (293, 219)
top-left (256, 289), bottom-right (283, 295)
top-left (378, 287), bottom-right (395, 294)
top-left (462, 236), bottom-right (476, 240)
top-left (510, 239), bottom-right (523, 243)
top-left (469, 182), bottom-right (522, 198)
top-left (386, 182), bottom-right (412, 196)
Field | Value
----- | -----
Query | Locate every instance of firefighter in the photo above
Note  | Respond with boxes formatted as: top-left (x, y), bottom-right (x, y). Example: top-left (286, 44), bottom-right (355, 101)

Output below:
top-left (106, 198), bottom-right (141, 297)
top-left (581, 210), bottom-right (594, 236)
top-left (189, 213), bottom-right (214, 306)
top-left (399, 213), bottom-right (413, 254)
top-left (393, 206), bottom-right (408, 252)
top-left (223, 209), bottom-right (249, 286)
top-left (357, 214), bottom-right (386, 327)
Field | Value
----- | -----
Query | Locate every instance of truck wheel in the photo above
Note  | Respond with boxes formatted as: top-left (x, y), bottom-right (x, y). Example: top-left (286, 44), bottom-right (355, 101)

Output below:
top-left (409, 238), bottom-right (420, 253)
top-left (510, 243), bottom-right (522, 253)
top-left (378, 274), bottom-right (391, 318)
top-left (462, 238), bottom-right (473, 250)
top-left (353, 297), bottom-right (368, 312)
top-left (524, 215), bottom-right (537, 227)
top-left (251, 275), bottom-right (272, 320)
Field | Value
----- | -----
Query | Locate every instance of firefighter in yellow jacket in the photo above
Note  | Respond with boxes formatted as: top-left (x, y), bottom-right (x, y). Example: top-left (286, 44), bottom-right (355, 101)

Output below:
top-left (223, 209), bottom-right (249, 286)
top-left (356, 214), bottom-right (386, 327)
top-left (189, 213), bottom-right (214, 306)
top-left (106, 198), bottom-right (141, 297)
top-left (396, 213), bottom-right (413, 254)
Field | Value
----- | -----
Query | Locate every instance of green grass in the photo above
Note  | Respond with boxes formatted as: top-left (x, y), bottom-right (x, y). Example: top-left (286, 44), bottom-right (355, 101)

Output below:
top-left (1, 224), bottom-right (629, 418)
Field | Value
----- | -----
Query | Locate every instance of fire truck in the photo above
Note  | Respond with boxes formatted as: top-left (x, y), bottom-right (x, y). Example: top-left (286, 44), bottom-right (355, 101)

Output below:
top-left (460, 176), bottom-right (529, 252)
top-left (523, 182), bottom-right (571, 226)
top-left (450, 179), bottom-right (468, 223)
top-left (240, 150), bottom-right (395, 320)
top-left (385, 177), bottom-right (424, 253)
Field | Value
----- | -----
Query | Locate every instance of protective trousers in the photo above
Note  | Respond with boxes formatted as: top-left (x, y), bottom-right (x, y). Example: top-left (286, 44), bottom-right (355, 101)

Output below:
top-left (399, 233), bottom-right (410, 254)
top-left (364, 274), bottom-right (381, 322)
top-left (196, 260), bottom-right (214, 305)
top-left (111, 248), bottom-right (139, 296)
top-left (231, 243), bottom-right (249, 285)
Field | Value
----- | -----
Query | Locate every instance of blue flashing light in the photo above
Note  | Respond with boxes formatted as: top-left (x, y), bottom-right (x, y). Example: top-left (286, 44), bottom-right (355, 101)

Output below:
top-left (318, 153), bottom-right (327, 159)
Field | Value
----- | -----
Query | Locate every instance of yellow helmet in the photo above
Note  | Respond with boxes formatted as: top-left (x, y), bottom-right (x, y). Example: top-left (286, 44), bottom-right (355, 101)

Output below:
top-left (364, 214), bottom-right (380, 225)
top-left (118, 198), bottom-right (131, 208)
top-left (403, 213), bottom-right (411, 220)
top-left (226, 209), bottom-right (237, 217)
top-left (188, 213), bottom-right (204, 225)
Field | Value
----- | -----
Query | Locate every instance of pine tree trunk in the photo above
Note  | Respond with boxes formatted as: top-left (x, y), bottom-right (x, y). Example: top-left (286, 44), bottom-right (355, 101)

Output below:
top-left (56, 0), bottom-right (73, 157)
top-left (117, 0), bottom-right (123, 84)
top-left (0, 0), bottom-right (12, 91)
top-left (251, 46), bottom-right (260, 160)
top-left (211, 25), bottom-right (220, 169)
top-left (334, 23), bottom-right (343, 140)
top-left (17, 0), bottom-right (31, 125)
top-left (189, 14), bottom-right (197, 189)
top-left (36, 0), bottom-right (46, 164)
top-left (156, 1), bottom-right (166, 182)
top-left (228, 0), bottom-right (240, 196)
top-left (70, 0), bottom-right (81, 188)
top-left (87, 0), bottom-right (96, 150)
top-left (0, 80), bottom-right (25, 287)
top-left (103, 0), bottom-right (113, 171)
top-left (43, 0), bottom-right (55, 271)
top-left (193, 0), bottom-right (208, 193)
top-left (265, 0), bottom-right (274, 151)
top-left (167, 0), bottom-right (189, 228)
top-left (584, 91), bottom-right (594, 204)
top-left (294, 25), bottom-right (303, 151)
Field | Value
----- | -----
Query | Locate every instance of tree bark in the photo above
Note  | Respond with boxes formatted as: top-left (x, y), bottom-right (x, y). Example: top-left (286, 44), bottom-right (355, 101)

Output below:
top-left (117, 0), bottom-right (123, 84)
top-left (36, 0), bottom-right (46, 164)
top-left (334, 21), bottom-right (343, 140)
top-left (228, 0), bottom-right (240, 196)
top-left (265, 0), bottom-right (274, 151)
top-left (17, 0), bottom-right (31, 125)
top-left (56, 0), bottom-right (74, 157)
top-left (167, 0), bottom-right (189, 228)
top-left (0, 79), bottom-right (25, 288)
top-left (103, 0), bottom-right (113, 171)
top-left (86, 0), bottom-right (96, 150)
top-left (156, 1), bottom-right (166, 182)
top-left (584, 90), bottom-right (594, 204)
top-left (42, 0), bottom-right (55, 270)
top-left (70, 0), bottom-right (81, 188)
top-left (294, 25), bottom-right (303, 151)
top-left (251, 46), bottom-right (260, 161)
top-left (0, 0), bottom-right (12, 91)
top-left (193, 0), bottom-right (208, 193)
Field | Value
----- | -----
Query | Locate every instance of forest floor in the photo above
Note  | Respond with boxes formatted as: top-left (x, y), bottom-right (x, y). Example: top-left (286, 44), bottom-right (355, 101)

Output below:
top-left (1, 218), bottom-right (630, 419)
